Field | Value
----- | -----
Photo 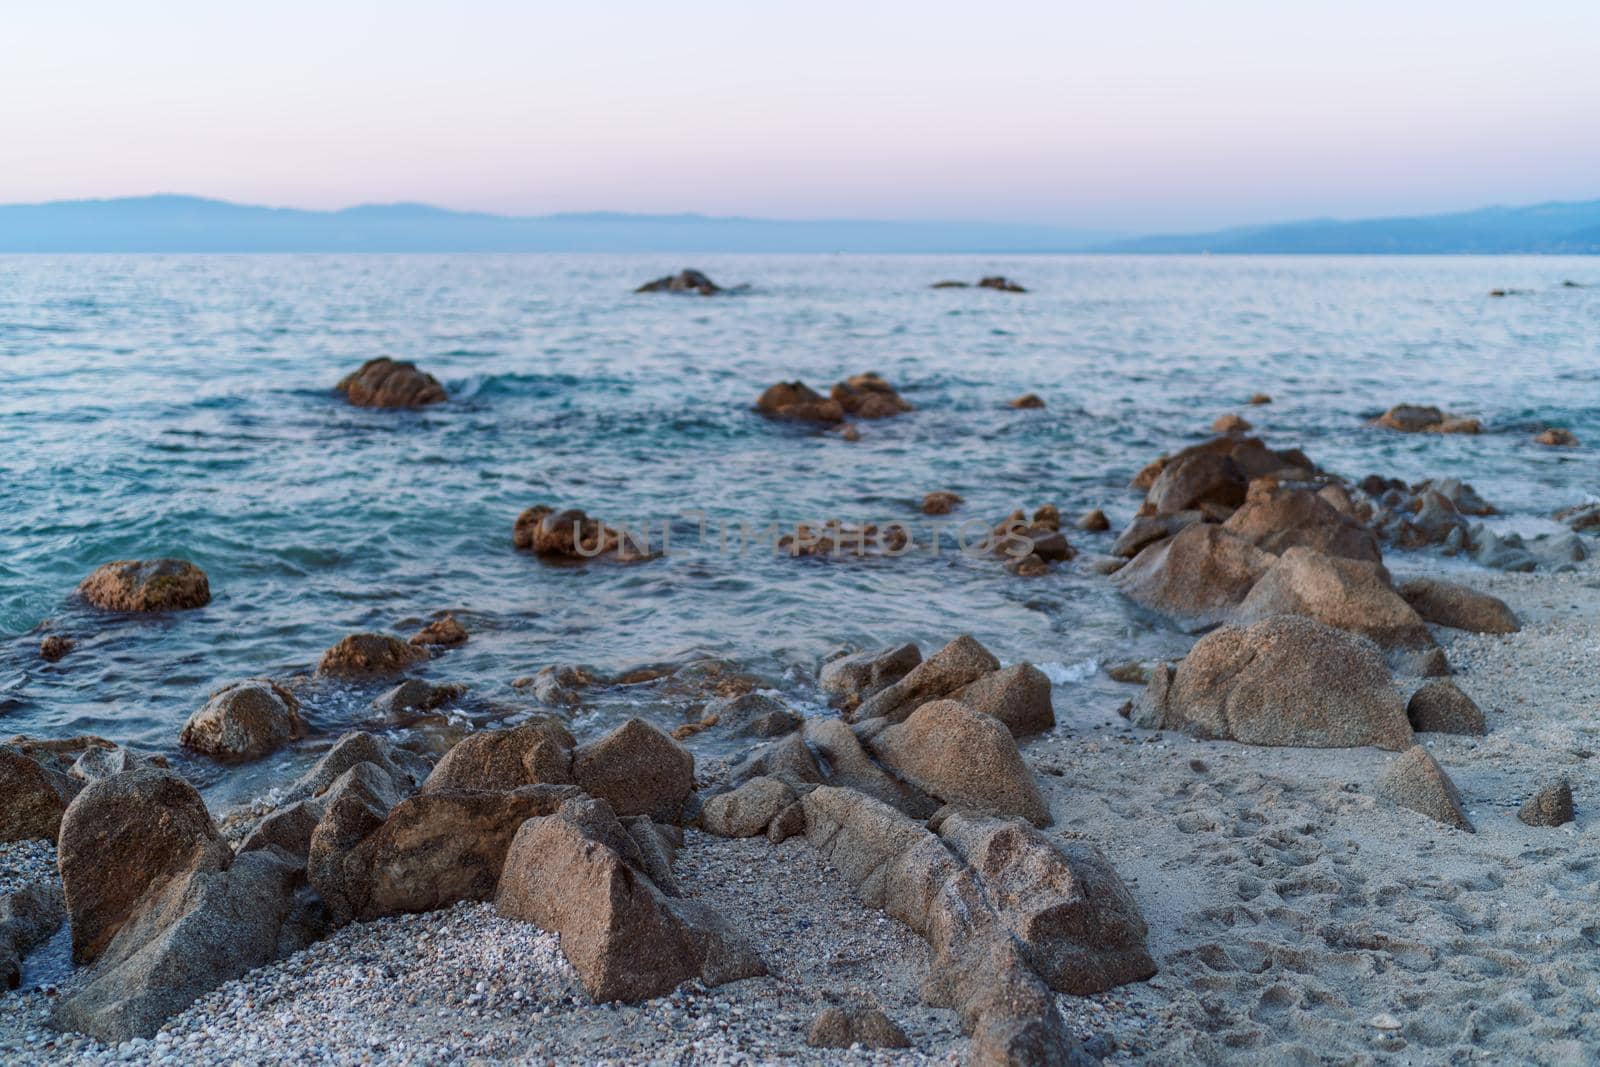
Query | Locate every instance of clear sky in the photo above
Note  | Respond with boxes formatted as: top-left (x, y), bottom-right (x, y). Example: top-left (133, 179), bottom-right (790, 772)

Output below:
top-left (4, 1), bottom-right (1598, 231)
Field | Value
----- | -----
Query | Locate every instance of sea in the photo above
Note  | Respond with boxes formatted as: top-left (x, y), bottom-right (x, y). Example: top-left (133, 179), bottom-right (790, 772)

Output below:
top-left (3, 253), bottom-right (1596, 804)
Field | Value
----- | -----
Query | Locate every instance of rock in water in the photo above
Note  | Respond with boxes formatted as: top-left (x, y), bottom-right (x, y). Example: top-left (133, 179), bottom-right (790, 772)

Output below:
top-left (1133, 615), bottom-right (1412, 750)
top-left (1212, 413), bottom-right (1251, 433)
top-left (1010, 393), bottom-right (1046, 409)
top-left (409, 614), bottom-right (468, 647)
top-left (977, 275), bottom-right (1027, 292)
top-left (1077, 508), bottom-right (1111, 532)
top-left (831, 373), bottom-right (912, 419)
top-left (1112, 524), bottom-right (1275, 631)
top-left (1377, 746), bottom-right (1474, 831)
top-left (495, 797), bottom-right (764, 1002)
top-left (180, 679), bottom-right (304, 761)
top-left (1518, 779), bottom-right (1575, 827)
top-left (1373, 404), bottom-right (1480, 434)
top-left (316, 633), bottom-right (424, 678)
top-left (1222, 478), bottom-right (1382, 562)
top-left (334, 357), bottom-right (446, 408)
top-left (921, 490), bottom-right (964, 515)
top-left (1397, 577), bottom-right (1520, 634)
top-left (1144, 452), bottom-right (1248, 515)
top-left (39, 635), bottom-right (74, 662)
top-left (78, 559), bottom-right (210, 612)
top-left (572, 718), bottom-right (695, 823)
top-left (635, 269), bottom-right (722, 295)
top-left (753, 381), bottom-right (845, 424)
top-left (807, 1005), bottom-right (911, 1049)
top-left (0, 745), bottom-right (81, 842)
top-left (820, 644), bottom-right (923, 709)
top-left (1406, 681), bottom-right (1486, 736)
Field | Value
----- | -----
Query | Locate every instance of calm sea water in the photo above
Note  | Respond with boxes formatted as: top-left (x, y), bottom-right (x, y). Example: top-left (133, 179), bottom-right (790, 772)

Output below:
top-left (3, 254), bottom-right (1596, 802)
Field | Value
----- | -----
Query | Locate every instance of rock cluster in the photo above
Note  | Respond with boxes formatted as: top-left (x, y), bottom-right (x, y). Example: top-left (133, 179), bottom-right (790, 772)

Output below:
top-left (512, 505), bottom-right (656, 563)
top-left (1372, 404), bottom-right (1480, 434)
top-left (755, 373), bottom-right (911, 424)
top-left (335, 357), bottom-right (446, 409)
top-left (78, 559), bottom-right (210, 612)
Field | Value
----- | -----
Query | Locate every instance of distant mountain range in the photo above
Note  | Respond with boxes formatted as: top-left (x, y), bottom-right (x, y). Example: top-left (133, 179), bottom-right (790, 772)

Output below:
top-left (0, 194), bottom-right (1598, 253)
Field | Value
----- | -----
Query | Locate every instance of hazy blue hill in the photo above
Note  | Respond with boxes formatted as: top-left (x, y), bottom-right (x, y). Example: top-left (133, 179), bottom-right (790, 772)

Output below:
top-left (1102, 200), bottom-right (1600, 253)
top-left (0, 195), bottom-right (1115, 253)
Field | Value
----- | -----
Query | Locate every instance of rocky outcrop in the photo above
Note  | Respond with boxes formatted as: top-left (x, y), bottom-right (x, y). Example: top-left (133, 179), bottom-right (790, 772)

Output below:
top-left (861, 700), bottom-right (1051, 826)
top-left (1397, 577), bottom-right (1519, 634)
top-left (316, 633), bottom-right (424, 679)
top-left (180, 679), bottom-right (304, 762)
top-left (1212, 413), bottom-right (1251, 433)
top-left (1406, 681), bottom-right (1486, 736)
top-left (277, 731), bottom-right (433, 808)
top-left (1132, 435), bottom-right (1314, 493)
top-left (78, 559), bottom-right (210, 612)
top-left (572, 718), bottom-right (695, 823)
top-left (1112, 524), bottom-right (1275, 631)
top-left (853, 636), bottom-right (999, 723)
top-left (1111, 511), bottom-right (1203, 558)
top-left (421, 720), bottom-right (575, 793)
top-left (1077, 508), bottom-right (1110, 532)
top-left (1372, 404), bottom-right (1479, 434)
top-left (1133, 615), bottom-right (1412, 750)
top-left (369, 679), bottom-right (466, 719)
top-left (1534, 428), bottom-right (1579, 447)
top-left (409, 614), bottom-right (468, 648)
top-left (1233, 547), bottom-right (1434, 650)
top-left (1519, 779), bottom-right (1574, 827)
top-left (635, 269), bottom-right (723, 295)
top-left (495, 797), bottom-right (765, 1002)
top-left (1377, 746), bottom-right (1473, 831)
top-left (951, 663), bottom-right (1055, 737)
top-left (820, 643), bottom-right (922, 710)
top-left (978, 276), bottom-right (1027, 292)
top-left (807, 1005), bottom-right (910, 1049)
top-left (0, 745), bottom-right (80, 842)
top-left (335, 357), bottom-right (446, 408)
top-left (1222, 479), bottom-right (1382, 562)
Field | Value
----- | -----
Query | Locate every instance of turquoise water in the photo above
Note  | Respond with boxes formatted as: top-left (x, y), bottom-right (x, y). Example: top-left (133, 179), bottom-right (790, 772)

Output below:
top-left (3, 254), bottom-right (1596, 799)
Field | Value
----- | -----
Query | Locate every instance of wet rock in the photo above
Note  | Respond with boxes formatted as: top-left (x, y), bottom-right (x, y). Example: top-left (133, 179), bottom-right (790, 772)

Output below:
top-left (831, 373), bottom-right (912, 419)
top-left (820, 643), bottom-right (922, 710)
top-left (238, 796), bottom-right (326, 861)
top-left (807, 1005), bottom-right (910, 1049)
top-left (511, 506), bottom-right (647, 561)
top-left (316, 632), bottom-right (424, 679)
top-left (921, 490), bottom-right (963, 515)
top-left (573, 718), bottom-right (695, 823)
top-left (1112, 524), bottom-right (1275, 631)
top-left (1133, 615), bottom-right (1412, 750)
top-left (1006, 553), bottom-right (1049, 577)
top-left (0, 745), bottom-right (81, 843)
top-left (754, 381), bottom-right (845, 424)
top-left (1144, 452), bottom-right (1248, 516)
top-left (1212, 413), bottom-right (1251, 433)
top-left (78, 559), bottom-right (210, 612)
top-left (335, 357), bottom-right (446, 408)
top-left (2, 882), bottom-right (64, 990)
top-left (695, 692), bottom-right (801, 739)
top-left (1010, 393), bottom-right (1045, 409)
top-left (1554, 501), bottom-right (1600, 532)
top-left (1466, 526), bottom-right (1540, 572)
top-left (1534, 428), bottom-right (1579, 447)
top-left (1377, 746), bottom-right (1473, 831)
top-left (701, 776), bottom-right (797, 838)
top-left (1398, 577), bottom-right (1519, 634)
top-left (1518, 779), bottom-right (1574, 827)
top-left (1222, 478), bottom-right (1382, 562)
top-left (39, 635), bottom-right (74, 662)
top-left (421, 719), bottom-right (575, 793)
top-left (519, 663), bottom-right (595, 706)
top-left (853, 635), bottom-right (1000, 723)
top-left (635, 268), bottom-right (722, 295)
top-left (977, 276), bottom-right (1027, 292)
top-left (863, 699), bottom-right (1051, 825)
top-left (1132, 435), bottom-right (1314, 492)
top-left (57, 769), bottom-right (233, 964)
top-left (1077, 508), bottom-right (1110, 532)
top-left (1373, 404), bottom-right (1479, 434)
top-left (180, 679), bottom-right (304, 762)
top-left (369, 678), bottom-right (467, 720)
top-left (1234, 547), bottom-right (1434, 650)
top-left (1406, 681), bottom-right (1486, 736)
top-left (278, 731), bottom-right (433, 807)
top-left (953, 663), bottom-right (1055, 737)
top-left (1110, 511), bottom-right (1203, 558)
top-left (1248, 392), bottom-right (1272, 405)
top-left (408, 614), bottom-right (467, 648)
top-left (495, 798), bottom-right (765, 1001)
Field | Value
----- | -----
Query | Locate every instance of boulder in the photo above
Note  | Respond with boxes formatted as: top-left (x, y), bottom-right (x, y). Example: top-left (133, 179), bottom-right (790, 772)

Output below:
top-left (922, 490), bottom-right (963, 515)
top-left (1212, 413), bottom-right (1251, 433)
top-left (572, 718), bottom-right (695, 823)
top-left (316, 633), bottom-right (423, 679)
top-left (1010, 393), bottom-right (1045, 409)
top-left (1222, 479), bottom-right (1382, 562)
top-left (1249, 393), bottom-right (1272, 405)
top-left (238, 796), bottom-right (326, 862)
top-left (635, 269), bottom-right (722, 295)
top-left (421, 720), bottom-right (575, 793)
top-left (803, 719), bottom-right (939, 818)
top-left (1144, 452), bottom-right (1247, 515)
top-left (1077, 508), bottom-right (1110, 532)
top-left (369, 679), bottom-right (466, 719)
top-left (39, 635), bottom-right (74, 662)
top-left (953, 664), bottom-right (1055, 737)
top-left (0, 745), bottom-right (81, 842)
top-left (1132, 435), bottom-right (1314, 491)
top-left (78, 559), bottom-right (210, 612)
top-left (820, 643), bottom-right (922, 710)
top-left (278, 731), bottom-right (432, 807)
top-left (180, 679), bottom-right (304, 762)
top-left (1233, 547), bottom-right (1434, 650)
top-left (831, 373), bottom-right (912, 419)
top-left (495, 799), bottom-right (765, 1001)
top-left (1112, 524), bottom-right (1275, 631)
top-left (754, 381), bottom-right (845, 424)
top-left (863, 700), bottom-right (1051, 826)
top-left (1406, 681), bottom-right (1486, 736)
top-left (1, 882), bottom-right (64, 990)
top-left (335, 357), bottom-right (446, 408)
top-left (68, 745), bottom-right (164, 781)
top-left (701, 777), bottom-right (797, 838)
top-left (1373, 404), bottom-right (1479, 434)
top-left (694, 692), bottom-right (801, 739)
top-left (1133, 615), bottom-right (1412, 750)
top-left (1111, 511), bottom-right (1203, 558)
top-left (977, 276), bottom-right (1027, 292)
top-left (57, 769), bottom-right (233, 964)
top-left (807, 1005), bottom-right (910, 1049)
top-left (1377, 746), bottom-right (1473, 831)
top-left (1397, 577), bottom-right (1519, 634)
top-left (511, 506), bottom-right (633, 560)
top-left (1518, 779), bottom-right (1574, 827)
top-left (853, 635), bottom-right (1000, 723)
top-left (409, 614), bottom-right (468, 648)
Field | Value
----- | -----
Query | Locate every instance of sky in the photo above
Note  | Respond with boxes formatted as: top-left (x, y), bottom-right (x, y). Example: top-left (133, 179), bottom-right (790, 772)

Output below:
top-left (3, 1), bottom-right (1599, 232)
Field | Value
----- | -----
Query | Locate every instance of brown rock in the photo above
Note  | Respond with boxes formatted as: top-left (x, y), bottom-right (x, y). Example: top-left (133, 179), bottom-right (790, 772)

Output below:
top-left (335, 357), bottom-right (446, 408)
top-left (277, 731), bottom-right (433, 808)
top-left (755, 381), bottom-right (845, 424)
top-left (1132, 435), bottom-right (1313, 491)
top-left (807, 1005), bottom-right (910, 1049)
top-left (1110, 511), bottom-right (1203, 558)
top-left (1212, 413), bottom-right (1252, 433)
top-left (1, 882), bottom-right (64, 991)
top-left (1518, 779), bottom-right (1574, 827)
top-left (1112, 524), bottom-right (1275, 631)
top-left (853, 635), bottom-right (1000, 723)
top-left (39, 635), bottom-right (74, 662)
top-left (316, 633), bottom-right (423, 679)
top-left (495, 800), bottom-right (765, 1001)
top-left (1006, 553), bottom-right (1049, 577)
top-left (1, 745), bottom-right (81, 842)
top-left (1378, 746), bottom-right (1473, 831)
top-left (421, 720), bottom-right (575, 793)
top-left (57, 769), bottom-right (233, 963)
top-left (1397, 577), bottom-right (1519, 634)
top-left (1406, 680), bottom-right (1486, 736)
top-left (701, 776), bottom-right (796, 838)
top-left (1133, 615), bottom-right (1412, 750)
top-left (368, 679), bottom-right (467, 720)
top-left (636, 269), bottom-right (722, 295)
top-left (921, 490), bottom-right (963, 515)
top-left (820, 643), bottom-right (922, 709)
top-left (180, 680), bottom-right (304, 762)
top-left (1145, 452), bottom-right (1248, 515)
top-left (977, 276), bottom-right (1027, 292)
top-left (572, 718), bottom-right (695, 823)
top-left (1534, 428), bottom-right (1579, 447)
top-left (1234, 547), bottom-right (1434, 650)
top-left (864, 700), bottom-right (1051, 825)
top-left (1009, 393), bottom-right (1045, 409)
top-left (953, 664), bottom-right (1055, 737)
top-left (1373, 404), bottom-right (1479, 434)
top-left (78, 559), bottom-right (210, 613)
top-left (409, 614), bottom-right (468, 647)
top-left (1248, 393), bottom-right (1272, 405)
top-left (1222, 479), bottom-right (1382, 562)
top-left (832, 373), bottom-right (912, 419)
top-left (1076, 508), bottom-right (1110, 532)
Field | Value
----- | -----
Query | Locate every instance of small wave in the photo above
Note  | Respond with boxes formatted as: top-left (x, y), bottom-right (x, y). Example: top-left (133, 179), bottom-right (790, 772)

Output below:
top-left (1036, 658), bottom-right (1100, 685)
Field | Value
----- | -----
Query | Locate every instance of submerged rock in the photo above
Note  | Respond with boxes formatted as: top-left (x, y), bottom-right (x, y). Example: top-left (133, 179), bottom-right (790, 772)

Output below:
top-left (978, 276), bottom-right (1027, 292)
top-left (1372, 404), bottom-right (1479, 434)
top-left (408, 614), bottom-right (468, 648)
top-left (335, 357), bottom-right (446, 409)
top-left (39, 635), bottom-right (74, 662)
top-left (1518, 779), bottom-right (1574, 827)
top-left (1534, 427), bottom-right (1579, 447)
top-left (831, 373), bottom-right (912, 419)
top-left (180, 679), bottom-right (304, 762)
top-left (635, 269), bottom-right (723, 295)
top-left (754, 381), bottom-right (844, 424)
top-left (316, 632), bottom-right (424, 679)
top-left (511, 506), bottom-right (653, 562)
top-left (78, 559), bottom-right (210, 613)
top-left (921, 490), bottom-right (963, 515)
top-left (1377, 746), bottom-right (1473, 831)
top-left (1010, 393), bottom-right (1046, 409)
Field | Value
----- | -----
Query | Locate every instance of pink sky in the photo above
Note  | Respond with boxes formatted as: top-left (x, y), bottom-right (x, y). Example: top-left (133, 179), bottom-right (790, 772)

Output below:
top-left (4, 1), bottom-right (1599, 230)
